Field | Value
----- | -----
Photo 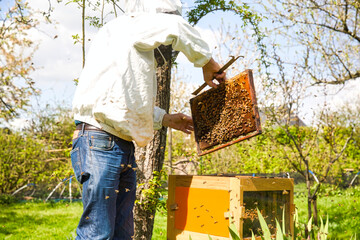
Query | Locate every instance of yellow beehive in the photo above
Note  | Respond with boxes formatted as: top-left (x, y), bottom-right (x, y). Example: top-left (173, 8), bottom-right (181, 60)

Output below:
top-left (167, 175), bottom-right (295, 240)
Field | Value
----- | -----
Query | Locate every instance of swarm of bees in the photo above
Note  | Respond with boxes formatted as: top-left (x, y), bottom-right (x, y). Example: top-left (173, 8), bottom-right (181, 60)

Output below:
top-left (191, 72), bottom-right (257, 148)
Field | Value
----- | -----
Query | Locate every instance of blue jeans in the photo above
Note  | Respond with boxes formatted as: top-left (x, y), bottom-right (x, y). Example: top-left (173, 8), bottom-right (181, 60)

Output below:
top-left (70, 127), bottom-right (137, 240)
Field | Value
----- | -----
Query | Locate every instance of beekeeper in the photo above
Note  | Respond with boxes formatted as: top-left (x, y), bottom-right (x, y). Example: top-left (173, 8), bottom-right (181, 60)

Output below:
top-left (70, 0), bottom-right (226, 239)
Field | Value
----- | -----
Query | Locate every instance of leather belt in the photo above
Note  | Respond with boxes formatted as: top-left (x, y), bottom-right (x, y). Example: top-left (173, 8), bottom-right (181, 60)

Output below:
top-left (76, 123), bottom-right (103, 131)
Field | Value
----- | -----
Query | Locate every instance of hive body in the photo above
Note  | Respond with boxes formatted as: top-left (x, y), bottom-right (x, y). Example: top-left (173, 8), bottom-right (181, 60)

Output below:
top-left (167, 175), bottom-right (295, 240)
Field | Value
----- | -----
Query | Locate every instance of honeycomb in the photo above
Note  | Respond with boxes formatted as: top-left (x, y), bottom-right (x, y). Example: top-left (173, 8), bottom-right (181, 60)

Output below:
top-left (190, 70), bottom-right (260, 152)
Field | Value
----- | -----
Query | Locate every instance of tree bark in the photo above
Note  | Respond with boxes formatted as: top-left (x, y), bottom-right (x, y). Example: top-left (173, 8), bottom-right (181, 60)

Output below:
top-left (305, 163), bottom-right (312, 227)
top-left (81, 0), bottom-right (85, 68)
top-left (312, 196), bottom-right (318, 226)
top-left (134, 45), bottom-right (173, 240)
top-left (168, 128), bottom-right (173, 175)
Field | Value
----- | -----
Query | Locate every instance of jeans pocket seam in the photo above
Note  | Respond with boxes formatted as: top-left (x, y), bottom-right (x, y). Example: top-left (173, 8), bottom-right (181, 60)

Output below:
top-left (70, 147), bottom-right (83, 183)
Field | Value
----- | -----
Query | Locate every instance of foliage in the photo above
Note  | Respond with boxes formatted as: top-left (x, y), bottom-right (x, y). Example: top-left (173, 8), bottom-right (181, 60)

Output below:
top-left (256, 208), bottom-right (329, 240)
top-left (187, 0), bottom-right (260, 26)
top-left (24, 104), bottom-right (75, 180)
top-left (260, 33), bottom-right (358, 223)
top-left (206, 206), bottom-right (332, 240)
top-left (25, 104), bottom-right (74, 148)
top-left (0, 194), bottom-right (18, 205)
top-left (228, 224), bottom-right (241, 240)
top-left (167, 121), bottom-right (358, 237)
top-left (0, 104), bottom-right (75, 196)
top-left (220, 207), bottom-right (330, 240)
top-left (167, 123), bottom-right (359, 180)
top-left (295, 183), bottom-right (360, 239)
top-left (135, 170), bottom-right (167, 213)
top-left (187, 0), bottom-right (270, 77)
top-left (0, 130), bottom-right (46, 194)
top-left (0, 0), bottom-right (39, 121)
top-left (256, 208), bottom-right (272, 239)
top-left (271, 123), bottom-right (356, 181)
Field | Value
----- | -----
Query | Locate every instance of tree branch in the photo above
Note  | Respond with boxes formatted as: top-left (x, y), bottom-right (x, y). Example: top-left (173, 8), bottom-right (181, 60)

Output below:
top-left (82, 0), bottom-right (85, 68)
top-left (293, 19), bottom-right (360, 43)
top-left (45, 148), bottom-right (72, 153)
top-left (44, 157), bottom-right (69, 162)
top-left (320, 130), bottom-right (354, 183)
top-left (311, 131), bottom-right (353, 199)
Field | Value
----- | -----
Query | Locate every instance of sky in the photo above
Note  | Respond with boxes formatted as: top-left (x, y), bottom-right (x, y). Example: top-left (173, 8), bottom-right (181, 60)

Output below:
top-left (1, 0), bottom-right (359, 129)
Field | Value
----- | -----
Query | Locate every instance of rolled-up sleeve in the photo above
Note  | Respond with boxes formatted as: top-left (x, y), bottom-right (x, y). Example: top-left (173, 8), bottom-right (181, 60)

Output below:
top-left (133, 14), bottom-right (212, 67)
top-left (153, 106), bottom-right (167, 130)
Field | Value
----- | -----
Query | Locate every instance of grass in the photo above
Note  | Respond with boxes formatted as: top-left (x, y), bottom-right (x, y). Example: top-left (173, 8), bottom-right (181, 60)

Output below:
top-left (294, 183), bottom-right (360, 239)
top-left (152, 210), bottom-right (167, 240)
top-left (0, 199), bottom-right (166, 240)
top-left (1, 184), bottom-right (359, 239)
top-left (0, 200), bottom-right (82, 239)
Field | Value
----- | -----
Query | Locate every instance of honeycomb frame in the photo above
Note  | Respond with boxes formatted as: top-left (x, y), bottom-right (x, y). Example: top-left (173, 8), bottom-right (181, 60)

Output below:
top-left (190, 69), bottom-right (262, 156)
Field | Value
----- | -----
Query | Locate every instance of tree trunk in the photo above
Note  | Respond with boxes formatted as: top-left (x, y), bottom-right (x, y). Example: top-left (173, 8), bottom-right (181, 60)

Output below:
top-left (312, 195), bottom-right (318, 226)
top-left (305, 164), bottom-right (312, 228)
top-left (134, 45), bottom-right (173, 240)
top-left (168, 128), bottom-right (173, 175)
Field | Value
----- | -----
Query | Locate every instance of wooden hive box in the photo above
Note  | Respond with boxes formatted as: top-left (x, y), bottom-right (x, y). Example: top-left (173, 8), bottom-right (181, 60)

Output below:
top-left (167, 175), bottom-right (295, 240)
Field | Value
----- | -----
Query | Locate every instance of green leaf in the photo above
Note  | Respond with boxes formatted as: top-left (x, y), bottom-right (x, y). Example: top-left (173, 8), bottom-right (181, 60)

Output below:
top-left (251, 230), bottom-right (256, 240)
top-left (319, 215), bottom-right (329, 240)
top-left (189, 235), bottom-right (192, 240)
top-left (257, 208), bottom-right (271, 239)
top-left (282, 205), bottom-right (286, 234)
top-left (320, 215), bottom-right (324, 229)
top-left (229, 223), bottom-right (241, 240)
top-left (319, 215), bottom-right (325, 240)
top-left (293, 208), bottom-right (299, 237)
top-left (208, 235), bottom-right (213, 240)
top-left (275, 219), bottom-right (284, 240)
top-left (324, 215), bottom-right (329, 235)
top-left (307, 216), bottom-right (313, 232)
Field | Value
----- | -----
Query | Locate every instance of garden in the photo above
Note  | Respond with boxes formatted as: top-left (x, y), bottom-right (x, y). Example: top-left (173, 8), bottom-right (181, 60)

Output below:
top-left (1, 0), bottom-right (360, 239)
top-left (1, 120), bottom-right (359, 239)
top-left (1, 183), bottom-right (359, 239)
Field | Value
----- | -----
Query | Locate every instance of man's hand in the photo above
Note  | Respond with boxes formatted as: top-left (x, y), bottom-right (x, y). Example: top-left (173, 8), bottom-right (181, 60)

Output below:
top-left (202, 58), bottom-right (227, 88)
top-left (162, 113), bottom-right (193, 134)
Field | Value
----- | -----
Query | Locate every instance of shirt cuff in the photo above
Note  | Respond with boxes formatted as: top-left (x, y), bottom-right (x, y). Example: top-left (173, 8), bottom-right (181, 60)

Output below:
top-left (153, 106), bottom-right (167, 130)
top-left (193, 52), bottom-right (212, 68)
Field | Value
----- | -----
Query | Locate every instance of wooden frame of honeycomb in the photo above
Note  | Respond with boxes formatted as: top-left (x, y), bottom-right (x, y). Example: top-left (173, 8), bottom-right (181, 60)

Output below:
top-left (190, 69), bottom-right (262, 156)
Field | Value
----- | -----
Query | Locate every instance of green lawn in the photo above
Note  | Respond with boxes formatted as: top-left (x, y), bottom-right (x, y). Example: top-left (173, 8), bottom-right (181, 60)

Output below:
top-left (0, 200), bottom-right (167, 240)
top-left (153, 210), bottom-right (167, 240)
top-left (0, 200), bottom-right (82, 239)
top-left (294, 183), bottom-right (360, 239)
top-left (0, 184), bottom-right (359, 239)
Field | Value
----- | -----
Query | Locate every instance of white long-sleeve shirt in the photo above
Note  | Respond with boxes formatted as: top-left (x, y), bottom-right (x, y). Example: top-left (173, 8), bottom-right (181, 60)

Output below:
top-left (72, 13), bottom-right (212, 147)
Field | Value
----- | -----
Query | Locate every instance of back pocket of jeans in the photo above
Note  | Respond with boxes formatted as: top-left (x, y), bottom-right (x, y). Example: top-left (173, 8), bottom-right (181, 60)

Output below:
top-left (89, 135), bottom-right (114, 151)
top-left (70, 147), bottom-right (89, 184)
